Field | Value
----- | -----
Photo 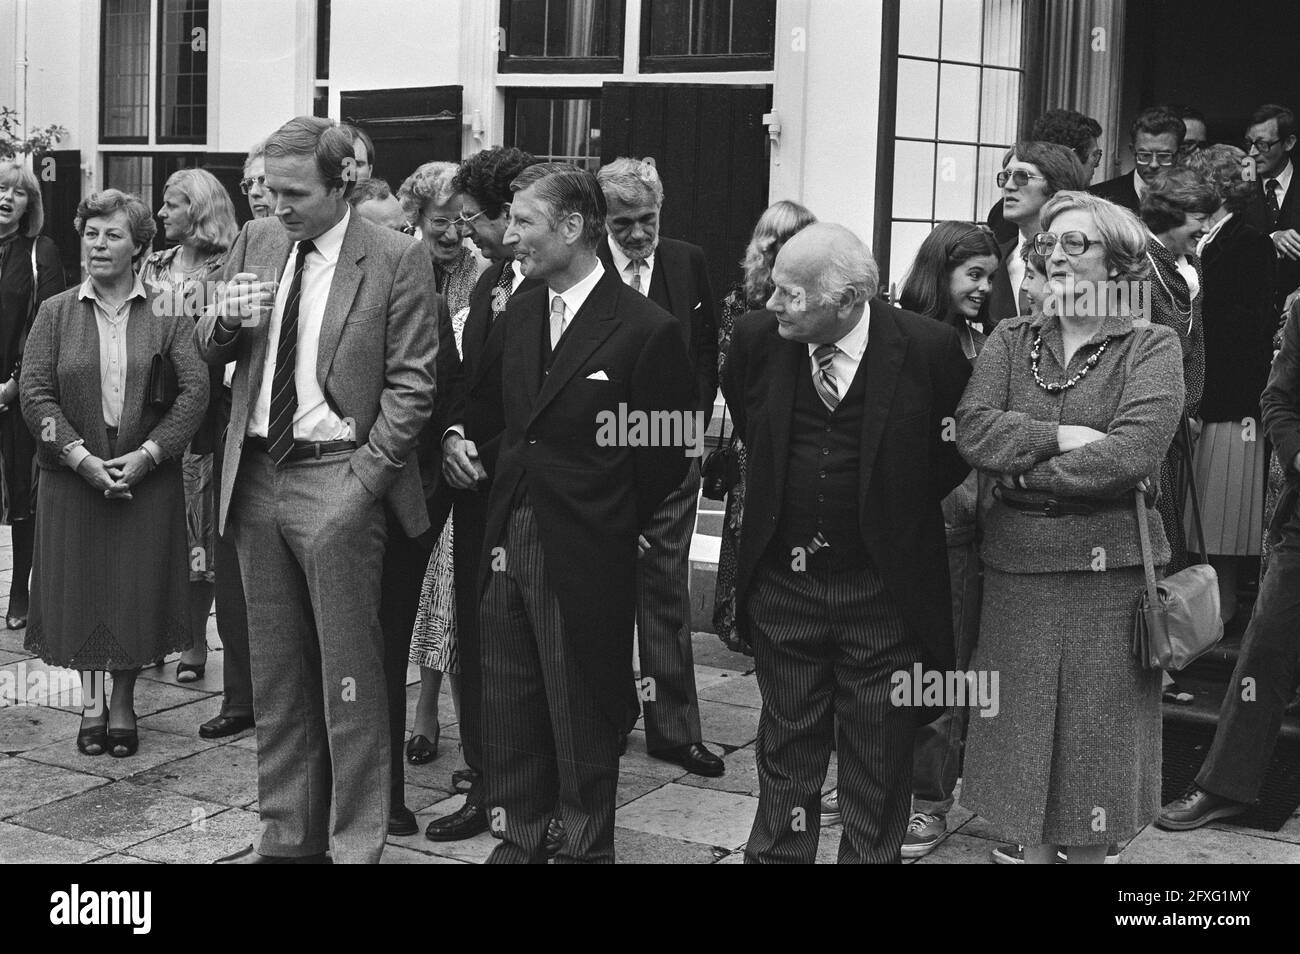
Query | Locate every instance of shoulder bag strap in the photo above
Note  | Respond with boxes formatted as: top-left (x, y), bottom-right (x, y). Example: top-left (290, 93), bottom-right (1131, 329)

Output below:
top-left (1126, 325), bottom-right (1161, 604)
top-left (1181, 414), bottom-right (1210, 565)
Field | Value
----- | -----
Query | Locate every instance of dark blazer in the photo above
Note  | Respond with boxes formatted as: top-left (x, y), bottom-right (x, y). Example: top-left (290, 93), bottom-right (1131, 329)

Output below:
top-left (1089, 171), bottom-right (1141, 213)
top-left (1199, 215), bottom-right (1277, 423)
top-left (721, 299), bottom-right (972, 680)
top-left (22, 285), bottom-right (209, 466)
top-left (986, 235), bottom-right (1022, 329)
top-left (597, 236), bottom-right (719, 423)
top-left (1262, 309), bottom-right (1300, 543)
top-left (1241, 159), bottom-right (1300, 310)
top-left (411, 290), bottom-right (458, 536)
top-left (984, 199), bottom-right (1018, 244)
top-left (479, 266), bottom-right (695, 729)
top-left (195, 214), bottom-right (438, 538)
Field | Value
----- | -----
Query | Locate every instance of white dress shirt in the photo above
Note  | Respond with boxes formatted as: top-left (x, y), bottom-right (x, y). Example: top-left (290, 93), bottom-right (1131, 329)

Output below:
top-left (607, 235), bottom-right (655, 294)
top-left (1266, 159), bottom-right (1293, 238)
top-left (1006, 233), bottom-right (1027, 311)
top-left (249, 210), bottom-right (351, 441)
top-left (548, 258), bottom-right (606, 341)
top-left (806, 309), bottom-right (871, 399)
top-left (1133, 169), bottom-right (1149, 203)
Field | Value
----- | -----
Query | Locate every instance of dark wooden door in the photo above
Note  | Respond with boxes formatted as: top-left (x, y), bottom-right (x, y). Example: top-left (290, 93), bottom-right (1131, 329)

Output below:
top-left (340, 86), bottom-right (463, 193)
top-left (35, 149), bottom-right (83, 281)
top-left (599, 83), bottom-right (771, 299)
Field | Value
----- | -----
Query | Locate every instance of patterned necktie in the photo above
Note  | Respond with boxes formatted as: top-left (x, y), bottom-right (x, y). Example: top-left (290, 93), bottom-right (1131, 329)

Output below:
top-left (627, 260), bottom-right (644, 295)
top-left (1266, 179), bottom-right (1281, 229)
top-left (549, 294), bottom-right (566, 350)
top-left (490, 263), bottom-right (514, 320)
top-left (266, 239), bottom-right (316, 465)
top-left (812, 343), bottom-right (840, 413)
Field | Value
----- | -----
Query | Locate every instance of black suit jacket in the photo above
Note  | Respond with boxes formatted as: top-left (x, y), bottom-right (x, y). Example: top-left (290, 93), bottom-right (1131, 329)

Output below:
top-left (410, 291), bottom-right (459, 538)
top-left (1199, 215), bottom-right (1277, 423)
top-left (984, 198), bottom-right (1018, 244)
top-left (597, 236), bottom-right (719, 423)
top-left (480, 267), bottom-right (695, 729)
top-left (1089, 171), bottom-right (1141, 213)
top-left (986, 235), bottom-right (1021, 329)
top-left (721, 300), bottom-right (972, 687)
top-left (1262, 307), bottom-right (1300, 543)
top-left (1241, 161), bottom-right (1300, 310)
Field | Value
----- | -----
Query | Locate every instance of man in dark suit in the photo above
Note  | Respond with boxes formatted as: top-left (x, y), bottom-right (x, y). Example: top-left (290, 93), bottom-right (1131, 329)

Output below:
top-left (480, 169), bottom-right (694, 863)
top-left (198, 117), bottom-right (438, 864)
top-left (1157, 307), bottom-right (1300, 831)
top-left (1239, 104), bottom-right (1300, 312)
top-left (347, 180), bottom-right (462, 838)
top-left (723, 223), bottom-right (971, 864)
top-left (594, 157), bottom-right (723, 777)
top-left (422, 146), bottom-right (541, 843)
top-left (1089, 106), bottom-right (1186, 214)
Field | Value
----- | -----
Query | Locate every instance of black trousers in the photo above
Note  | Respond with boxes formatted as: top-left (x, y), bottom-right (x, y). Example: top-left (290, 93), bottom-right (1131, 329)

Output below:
top-left (744, 548), bottom-right (917, 864)
top-left (1198, 497), bottom-right (1300, 803)
top-left (451, 487), bottom-right (488, 804)
top-left (481, 501), bottom-right (622, 863)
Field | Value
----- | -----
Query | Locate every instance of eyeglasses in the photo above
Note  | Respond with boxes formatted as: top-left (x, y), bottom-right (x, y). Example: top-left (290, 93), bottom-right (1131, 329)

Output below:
top-left (421, 214), bottom-right (458, 235)
top-left (400, 222), bottom-right (417, 237)
top-left (239, 176), bottom-right (265, 195)
top-left (997, 169), bottom-right (1048, 188)
top-left (1243, 138), bottom-right (1281, 154)
top-left (452, 209), bottom-right (485, 232)
top-left (1133, 150), bottom-right (1177, 166)
top-left (1033, 231), bottom-right (1102, 257)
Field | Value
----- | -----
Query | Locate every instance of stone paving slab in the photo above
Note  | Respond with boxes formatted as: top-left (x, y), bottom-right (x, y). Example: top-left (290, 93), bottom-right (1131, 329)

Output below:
top-left (677, 743), bottom-right (760, 797)
top-left (0, 755), bottom-right (109, 818)
top-left (697, 671), bottom-right (763, 708)
top-left (11, 783), bottom-right (228, 853)
top-left (0, 648), bottom-right (31, 665)
top-left (0, 705), bottom-right (82, 753)
top-left (382, 843), bottom-right (468, 864)
top-left (125, 807), bottom-right (261, 863)
top-left (697, 699), bottom-right (762, 748)
top-left (616, 771), bottom-right (666, 807)
top-left (1122, 823), bottom-right (1300, 863)
top-left (88, 852), bottom-right (158, 864)
top-left (616, 782), bottom-right (757, 850)
top-left (129, 745), bottom-right (260, 809)
top-left (137, 696), bottom-right (227, 738)
top-left (20, 727), bottom-right (219, 780)
top-left (615, 826), bottom-right (725, 863)
top-left (0, 820), bottom-right (106, 864)
top-left (689, 633), bottom-right (754, 672)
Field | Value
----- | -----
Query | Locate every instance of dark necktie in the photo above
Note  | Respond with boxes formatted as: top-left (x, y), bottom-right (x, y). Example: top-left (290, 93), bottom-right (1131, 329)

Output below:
top-left (1266, 179), bottom-right (1281, 229)
top-left (490, 264), bottom-right (514, 321)
top-left (266, 239), bottom-right (316, 465)
top-left (812, 343), bottom-right (840, 412)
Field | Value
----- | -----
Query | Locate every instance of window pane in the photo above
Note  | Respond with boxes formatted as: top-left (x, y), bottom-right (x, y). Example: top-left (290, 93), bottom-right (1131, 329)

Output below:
top-left (507, 93), bottom-right (602, 172)
top-left (977, 146), bottom-right (1009, 222)
top-left (934, 144), bottom-right (977, 220)
top-left (104, 155), bottom-right (153, 202)
top-left (890, 221), bottom-right (937, 291)
top-left (158, 0), bottom-right (210, 142)
top-left (895, 59), bottom-right (937, 139)
top-left (898, 0), bottom-right (940, 57)
top-left (646, 0), bottom-right (776, 56)
top-left (101, 0), bottom-right (150, 139)
top-left (892, 140), bottom-right (936, 220)
top-left (981, 0), bottom-right (1022, 67)
top-left (940, 0), bottom-right (983, 62)
top-left (980, 67), bottom-right (1019, 145)
top-left (506, 0), bottom-right (623, 58)
top-left (937, 63), bottom-right (979, 141)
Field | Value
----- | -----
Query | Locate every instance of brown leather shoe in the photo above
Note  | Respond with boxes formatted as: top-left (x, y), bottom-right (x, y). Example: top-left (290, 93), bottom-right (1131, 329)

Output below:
top-left (1156, 787), bottom-right (1248, 831)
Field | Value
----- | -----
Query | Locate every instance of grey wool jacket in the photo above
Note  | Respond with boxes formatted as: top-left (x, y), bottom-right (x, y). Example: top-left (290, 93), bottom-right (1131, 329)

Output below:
top-left (20, 285), bottom-right (209, 469)
top-left (956, 312), bottom-right (1185, 573)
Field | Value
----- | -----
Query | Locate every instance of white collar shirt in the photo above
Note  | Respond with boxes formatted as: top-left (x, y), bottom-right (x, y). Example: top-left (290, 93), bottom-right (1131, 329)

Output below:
top-left (806, 309), bottom-right (871, 400)
top-left (607, 235), bottom-right (655, 295)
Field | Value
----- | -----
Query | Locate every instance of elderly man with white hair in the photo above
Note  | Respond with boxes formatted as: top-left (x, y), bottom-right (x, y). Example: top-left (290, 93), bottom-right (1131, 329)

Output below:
top-left (721, 223), bottom-right (972, 863)
top-left (595, 156), bottom-right (723, 778)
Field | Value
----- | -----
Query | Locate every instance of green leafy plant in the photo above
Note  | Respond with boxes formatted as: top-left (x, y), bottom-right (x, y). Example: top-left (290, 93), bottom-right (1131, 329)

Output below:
top-left (0, 107), bottom-right (68, 157)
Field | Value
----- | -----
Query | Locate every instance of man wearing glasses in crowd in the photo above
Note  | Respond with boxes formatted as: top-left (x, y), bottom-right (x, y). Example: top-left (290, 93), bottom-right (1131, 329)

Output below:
top-left (1241, 105), bottom-right (1300, 314)
top-left (1090, 106), bottom-right (1187, 214)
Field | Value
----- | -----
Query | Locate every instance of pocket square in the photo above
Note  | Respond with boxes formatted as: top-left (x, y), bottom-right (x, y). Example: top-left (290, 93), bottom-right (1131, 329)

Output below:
top-left (586, 370), bottom-right (610, 381)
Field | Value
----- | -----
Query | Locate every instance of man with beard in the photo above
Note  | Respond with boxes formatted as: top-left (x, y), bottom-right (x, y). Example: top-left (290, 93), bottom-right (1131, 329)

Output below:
top-left (595, 157), bottom-right (723, 777)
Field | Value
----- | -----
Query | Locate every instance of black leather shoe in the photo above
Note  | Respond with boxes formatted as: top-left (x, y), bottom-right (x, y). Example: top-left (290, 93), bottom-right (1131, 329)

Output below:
top-left (214, 844), bottom-right (330, 864)
top-left (199, 713), bottom-right (255, 740)
top-left (1156, 787), bottom-right (1248, 831)
top-left (425, 801), bottom-right (489, 842)
top-left (406, 729), bottom-right (439, 765)
top-left (651, 742), bottom-right (725, 777)
top-left (389, 804), bottom-right (419, 836)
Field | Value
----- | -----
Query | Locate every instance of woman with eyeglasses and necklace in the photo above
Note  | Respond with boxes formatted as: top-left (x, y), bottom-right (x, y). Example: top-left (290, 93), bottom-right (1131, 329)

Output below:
top-left (956, 192), bottom-right (1185, 863)
top-left (396, 161), bottom-right (486, 766)
top-left (1141, 167), bottom-right (1216, 579)
top-left (988, 141), bottom-right (1090, 328)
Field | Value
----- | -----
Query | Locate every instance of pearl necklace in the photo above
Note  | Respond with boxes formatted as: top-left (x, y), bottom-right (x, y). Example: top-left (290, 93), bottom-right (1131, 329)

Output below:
top-left (1030, 332), bottom-right (1109, 392)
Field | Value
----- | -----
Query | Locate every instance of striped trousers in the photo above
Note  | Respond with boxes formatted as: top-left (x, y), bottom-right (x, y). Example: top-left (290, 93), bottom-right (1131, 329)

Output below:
top-left (481, 501), bottom-right (622, 863)
top-left (744, 548), bottom-right (917, 864)
top-left (636, 459), bottom-right (704, 751)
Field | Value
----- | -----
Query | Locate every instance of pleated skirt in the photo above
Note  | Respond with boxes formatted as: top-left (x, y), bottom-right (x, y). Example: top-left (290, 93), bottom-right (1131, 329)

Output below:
top-left (961, 566), bottom-right (1163, 846)
top-left (24, 461), bottom-right (192, 670)
top-left (1185, 420), bottom-right (1265, 556)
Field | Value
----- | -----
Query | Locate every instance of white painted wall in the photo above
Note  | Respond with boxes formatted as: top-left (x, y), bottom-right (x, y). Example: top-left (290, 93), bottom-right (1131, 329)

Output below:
top-left (770, 0), bottom-right (883, 251)
top-left (0, 0), bottom-right (90, 151)
top-left (212, 0), bottom-right (311, 151)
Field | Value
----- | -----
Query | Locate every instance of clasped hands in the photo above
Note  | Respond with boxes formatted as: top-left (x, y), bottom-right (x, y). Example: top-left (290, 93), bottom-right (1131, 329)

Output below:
top-left (996, 424), bottom-right (1152, 496)
top-left (76, 449), bottom-right (152, 500)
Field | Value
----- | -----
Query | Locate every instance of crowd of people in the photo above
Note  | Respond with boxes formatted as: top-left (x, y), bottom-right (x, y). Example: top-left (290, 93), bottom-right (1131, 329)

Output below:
top-left (1, 98), bottom-right (1298, 864)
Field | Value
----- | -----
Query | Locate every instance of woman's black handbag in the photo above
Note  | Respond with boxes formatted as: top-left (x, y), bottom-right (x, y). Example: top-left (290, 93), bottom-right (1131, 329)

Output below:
top-left (701, 404), bottom-right (739, 500)
top-left (146, 318), bottom-right (179, 411)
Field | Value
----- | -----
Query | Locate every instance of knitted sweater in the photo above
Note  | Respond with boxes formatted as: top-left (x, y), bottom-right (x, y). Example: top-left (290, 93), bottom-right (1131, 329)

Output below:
top-left (956, 312), bottom-right (1185, 572)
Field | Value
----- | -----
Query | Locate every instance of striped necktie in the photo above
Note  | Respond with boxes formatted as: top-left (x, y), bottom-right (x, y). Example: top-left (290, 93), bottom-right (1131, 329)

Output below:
top-left (627, 260), bottom-right (644, 295)
top-left (1266, 179), bottom-right (1281, 229)
top-left (266, 239), bottom-right (316, 465)
top-left (549, 294), bottom-right (566, 350)
top-left (490, 263), bottom-right (514, 320)
top-left (812, 343), bottom-right (840, 413)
